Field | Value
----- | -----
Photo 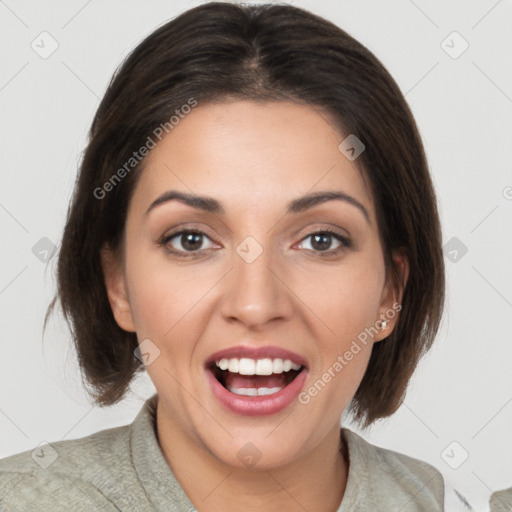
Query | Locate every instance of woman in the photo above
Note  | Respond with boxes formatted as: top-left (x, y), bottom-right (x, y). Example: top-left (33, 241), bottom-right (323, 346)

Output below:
top-left (1, 2), bottom-right (449, 510)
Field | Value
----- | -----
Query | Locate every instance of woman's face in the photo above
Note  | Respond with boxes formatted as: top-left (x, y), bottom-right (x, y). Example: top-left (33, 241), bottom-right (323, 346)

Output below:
top-left (103, 100), bottom-right (406, 469)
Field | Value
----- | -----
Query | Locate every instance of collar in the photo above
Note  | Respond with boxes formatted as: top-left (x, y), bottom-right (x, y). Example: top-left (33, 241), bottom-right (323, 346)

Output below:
top-left (130, 393), bottom-right (196, 510)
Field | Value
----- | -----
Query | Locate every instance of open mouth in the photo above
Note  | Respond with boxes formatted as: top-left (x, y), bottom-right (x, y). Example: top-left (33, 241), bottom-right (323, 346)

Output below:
top-left (209, 358), bottom-right (305, 397)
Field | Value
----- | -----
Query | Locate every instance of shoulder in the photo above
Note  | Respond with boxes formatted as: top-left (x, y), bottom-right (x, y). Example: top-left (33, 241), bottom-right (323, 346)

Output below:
top-left (490, 487), bottom-right (512, 512)
top-left (0, 423), bottom-right (142, 512)
top-left (342, 428), bottom-right (444, 511)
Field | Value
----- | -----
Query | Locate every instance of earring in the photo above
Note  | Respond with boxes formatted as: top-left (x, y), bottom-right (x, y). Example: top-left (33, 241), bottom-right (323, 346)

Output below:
top-left (380, 319), bottom-right (388, 330)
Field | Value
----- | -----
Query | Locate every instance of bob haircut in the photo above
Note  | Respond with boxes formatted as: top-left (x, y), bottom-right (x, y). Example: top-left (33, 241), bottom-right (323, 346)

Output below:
top-left (46, 1), bottom-right (445, 427)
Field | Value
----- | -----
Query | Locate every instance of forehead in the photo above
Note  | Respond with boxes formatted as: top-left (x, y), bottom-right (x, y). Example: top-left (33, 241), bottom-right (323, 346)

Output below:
top-left (133, 100), bottom-right (374, 219)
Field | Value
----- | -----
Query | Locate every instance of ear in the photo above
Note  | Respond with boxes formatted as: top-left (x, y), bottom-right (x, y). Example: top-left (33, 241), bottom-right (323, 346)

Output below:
top-left (373, 249), bottom-right (409, 342)
top-left (100, 244), bottom-right (136, 332)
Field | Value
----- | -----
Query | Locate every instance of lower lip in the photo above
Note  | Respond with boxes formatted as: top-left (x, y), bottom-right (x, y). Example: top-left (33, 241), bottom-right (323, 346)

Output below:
top-left (206, 367), bottom-right (308, 416)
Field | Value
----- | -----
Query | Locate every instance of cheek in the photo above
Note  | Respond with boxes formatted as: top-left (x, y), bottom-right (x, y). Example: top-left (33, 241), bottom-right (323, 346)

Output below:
top-left (125, 252), bottom-right (209, 390)
top-left (123, 248), bottom-right (192, 337)
top-left (303, 262), bottom-right (384, 338)
top-left (124, 248), bottom-right (220, 364)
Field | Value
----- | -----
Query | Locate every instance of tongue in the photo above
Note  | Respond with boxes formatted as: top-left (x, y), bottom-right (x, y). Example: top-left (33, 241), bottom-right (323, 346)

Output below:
top-left (224, 372), bottom-right (288, 389)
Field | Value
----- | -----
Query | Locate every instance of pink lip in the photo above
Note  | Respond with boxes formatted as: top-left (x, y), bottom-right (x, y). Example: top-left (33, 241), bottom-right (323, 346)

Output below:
top-left (206, 365), bottom-right (309, 416)
top-left (204, 345), bottom-right (309, 416)
top-left (205, 345), bottom-right (308, 368)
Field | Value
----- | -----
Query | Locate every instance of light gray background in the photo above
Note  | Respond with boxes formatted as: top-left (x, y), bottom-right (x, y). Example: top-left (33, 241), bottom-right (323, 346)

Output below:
top-left (1, 0), bottom-right (511, 506)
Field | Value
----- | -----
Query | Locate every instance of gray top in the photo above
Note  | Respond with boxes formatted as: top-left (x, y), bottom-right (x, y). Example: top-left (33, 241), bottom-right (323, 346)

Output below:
top-left (0, 393), bottom-right (445, 511)
top-left (489, 487), bottom-right (512, 512)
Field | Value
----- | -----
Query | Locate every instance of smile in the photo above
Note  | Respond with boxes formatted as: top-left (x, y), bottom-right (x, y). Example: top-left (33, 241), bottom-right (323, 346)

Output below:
top-left (205, 347), bottom-right (309, 416)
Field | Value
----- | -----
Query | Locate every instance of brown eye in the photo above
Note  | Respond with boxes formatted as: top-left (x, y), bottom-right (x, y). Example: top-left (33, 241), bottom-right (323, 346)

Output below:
top-left (179, 232), bottom-right (204, 251)
top-left (310, 233), bottom-right (333, 251)
top-left (161, 230), bottom-right (215, 255)
top-left (298, 230), bottom-right (351, 254)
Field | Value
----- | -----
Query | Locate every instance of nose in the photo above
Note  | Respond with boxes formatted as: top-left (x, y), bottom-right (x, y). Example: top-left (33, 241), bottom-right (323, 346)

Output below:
top-left (219, 241), bottom-right (293, 329)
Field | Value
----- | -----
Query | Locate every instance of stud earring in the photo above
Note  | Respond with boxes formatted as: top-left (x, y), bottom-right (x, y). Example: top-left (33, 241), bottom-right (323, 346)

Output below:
top-left (380, 319), bottom-right (388, 330)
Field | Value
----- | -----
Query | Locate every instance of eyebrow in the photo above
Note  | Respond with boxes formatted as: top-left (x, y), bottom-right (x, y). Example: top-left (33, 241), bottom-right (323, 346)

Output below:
top-left (145, 190), bottom-right (370, 223)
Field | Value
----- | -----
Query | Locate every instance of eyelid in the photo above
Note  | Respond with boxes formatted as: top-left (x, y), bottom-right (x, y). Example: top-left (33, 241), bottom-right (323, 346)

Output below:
top-left (160, 222), bottom-right (219, 242)
top-left (291, 222), bottom-right (351, 245)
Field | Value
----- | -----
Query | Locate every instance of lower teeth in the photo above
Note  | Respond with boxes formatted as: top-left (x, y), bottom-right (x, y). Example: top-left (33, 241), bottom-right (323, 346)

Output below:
top-left (227, 386), bottom-right (283, 396)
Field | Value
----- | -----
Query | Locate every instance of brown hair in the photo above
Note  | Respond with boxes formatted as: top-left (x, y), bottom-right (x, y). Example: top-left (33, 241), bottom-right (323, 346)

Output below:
top-left (45, 1), bottom-right (444, 427)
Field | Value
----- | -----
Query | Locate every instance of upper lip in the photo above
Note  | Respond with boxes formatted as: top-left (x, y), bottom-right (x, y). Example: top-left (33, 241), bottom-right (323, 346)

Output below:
top-left (205, 345), bottom-right (308, 369)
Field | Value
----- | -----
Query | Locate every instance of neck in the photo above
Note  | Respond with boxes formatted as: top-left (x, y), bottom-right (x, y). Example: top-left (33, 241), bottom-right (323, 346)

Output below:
top-left (155, 401), bottom-right (348, 512)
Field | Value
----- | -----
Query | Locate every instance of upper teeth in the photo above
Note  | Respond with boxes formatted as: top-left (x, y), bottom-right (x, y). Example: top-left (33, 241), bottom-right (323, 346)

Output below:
top-left (215, 358), bottom-right (301, 375)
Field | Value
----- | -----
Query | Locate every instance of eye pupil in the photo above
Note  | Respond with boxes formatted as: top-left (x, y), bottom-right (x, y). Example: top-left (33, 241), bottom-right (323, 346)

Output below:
top-left (312, 233), bottom-right (331, 251)
top-left (182, 232), bottom-right (202, 251)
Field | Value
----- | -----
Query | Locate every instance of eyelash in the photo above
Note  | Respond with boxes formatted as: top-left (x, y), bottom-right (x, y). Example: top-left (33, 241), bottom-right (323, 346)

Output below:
top-left (158, 228), bottom-right (352, 259)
